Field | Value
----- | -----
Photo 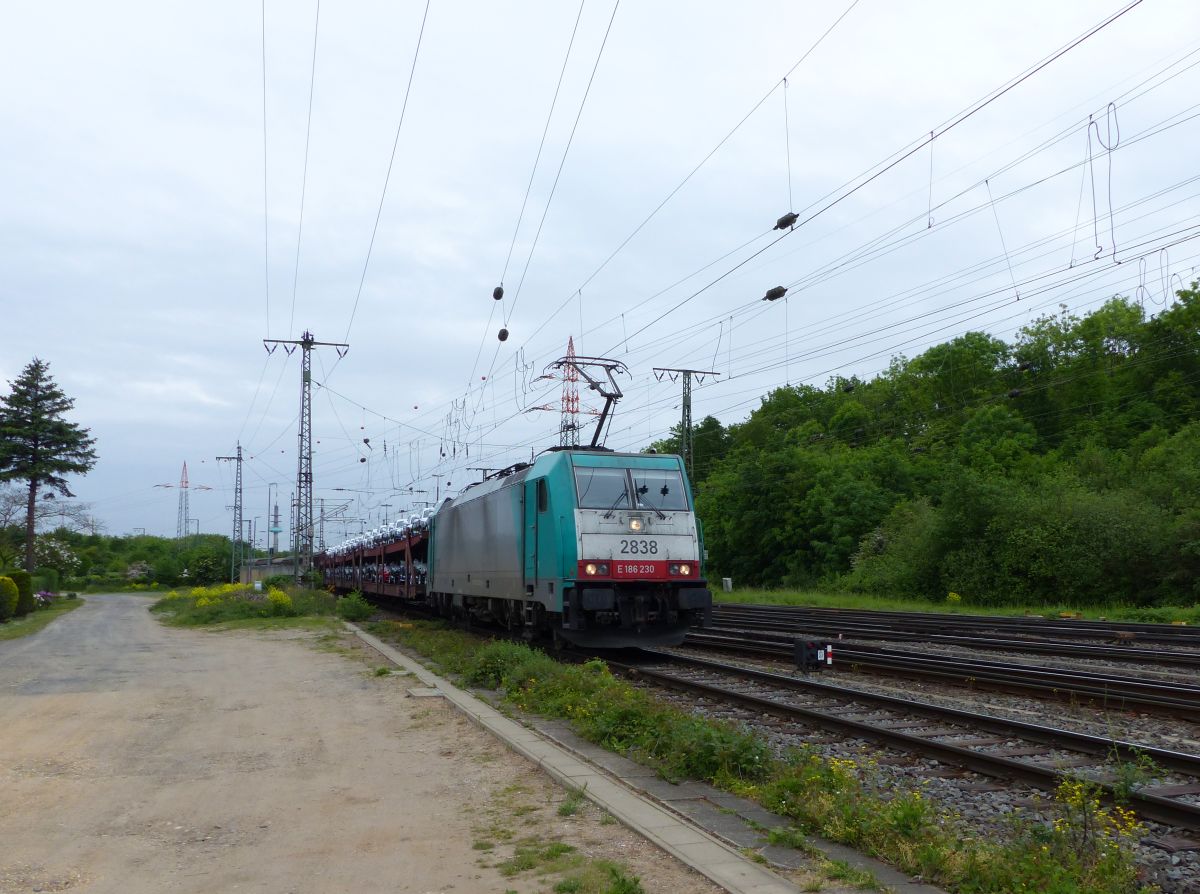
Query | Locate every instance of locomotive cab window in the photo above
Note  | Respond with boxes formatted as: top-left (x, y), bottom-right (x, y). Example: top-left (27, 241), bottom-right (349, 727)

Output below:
top-left (537, 478), bottom-right (548, 513)
top-left (574, 467), bottom-right (631, 510)
top-left (631, 469), bottom-right (688, 511)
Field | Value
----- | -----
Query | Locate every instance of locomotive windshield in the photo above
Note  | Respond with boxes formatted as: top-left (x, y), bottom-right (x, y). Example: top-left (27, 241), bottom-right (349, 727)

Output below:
top-left (574, 466), bottom-right (688, 511)
top-left (575, 467), bottom-right (631, 510)
top-left (631, 469), bottom-right (688, 511)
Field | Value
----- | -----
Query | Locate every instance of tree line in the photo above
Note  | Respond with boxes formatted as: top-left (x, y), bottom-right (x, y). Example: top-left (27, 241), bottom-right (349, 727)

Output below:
top-left (657, 286), bottom-right (1200, 607)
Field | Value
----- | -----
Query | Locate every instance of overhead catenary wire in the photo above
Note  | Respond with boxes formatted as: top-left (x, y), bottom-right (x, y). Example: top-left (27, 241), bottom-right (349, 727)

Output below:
top-left (518, 0), bottom-right (864, 350)
top-left (342, 0), bottom-right (432, 344)
top-left (289, 0), bottom-right (322, 338)
top-left (318, 23), bottom-right (1198, 485)
top-left (260, 0), bottom-right (270, 339)
top-left (502, 0), bottom-right (622, 329)
top-left (314, 1), bottom-right (1185, 508)
top-left (464, 0), bottom-right (588, 390)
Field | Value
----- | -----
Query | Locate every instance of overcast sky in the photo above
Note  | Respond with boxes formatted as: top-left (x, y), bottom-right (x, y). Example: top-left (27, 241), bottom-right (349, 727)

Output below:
top-left (2, 0), bottom-right (1198, 543)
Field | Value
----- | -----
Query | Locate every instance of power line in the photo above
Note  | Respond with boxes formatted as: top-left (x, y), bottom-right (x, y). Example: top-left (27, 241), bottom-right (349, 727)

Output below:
top-left (519, 0), bottom-right (863, 349)
top-left (260, 0), bottom-right (270, 338)
top-left (343, 0), bottom-right (432, 343)
top-left (503, 0), bottom-right (622, 329)
top-left (289, 0), bottom-right (322, 338)
top-left (465, 0), bottom-right (587, 389)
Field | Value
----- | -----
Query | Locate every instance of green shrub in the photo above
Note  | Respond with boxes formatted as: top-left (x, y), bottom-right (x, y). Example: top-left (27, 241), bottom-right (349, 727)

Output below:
top-left (32, 568), bottom-right (58, 594)
top-left (262, 574), bottom-right (292, 590)
top-left (10, 569), bottom-right (34, 617)
top-left (0, 576), bottom-right (18, 620)
top-left (335, 590), bottom-right (373, 622)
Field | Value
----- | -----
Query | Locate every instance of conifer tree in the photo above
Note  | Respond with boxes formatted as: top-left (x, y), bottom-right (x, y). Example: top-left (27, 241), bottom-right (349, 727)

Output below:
top-left (0, 359), bottom-right (98, 571)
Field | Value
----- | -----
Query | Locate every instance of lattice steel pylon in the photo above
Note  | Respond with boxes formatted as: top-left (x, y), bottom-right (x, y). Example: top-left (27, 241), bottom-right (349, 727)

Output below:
top-left (560, 337), bottom-right (580, 447)
top-left (175, 462), bottom-right (189, 540)
top-left (263, 330), bottom-right (349, 581)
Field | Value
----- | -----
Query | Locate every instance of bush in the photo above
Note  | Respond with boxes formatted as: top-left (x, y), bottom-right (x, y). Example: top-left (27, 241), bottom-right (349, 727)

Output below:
top-left (335, 590), bottom-right (373, 622)
top-left (0, 577), bottom-right (17, 620)
top-left (10, 569), bottom-right (34, 617)
top-left (266, 587), bottom-right (296, 617)
top-left (262, 574), bottom-right (292, 590)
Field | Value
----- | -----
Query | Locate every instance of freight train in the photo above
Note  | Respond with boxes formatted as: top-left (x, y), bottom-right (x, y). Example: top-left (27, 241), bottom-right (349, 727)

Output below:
top-left (318, 447), bottom-right (713, 647)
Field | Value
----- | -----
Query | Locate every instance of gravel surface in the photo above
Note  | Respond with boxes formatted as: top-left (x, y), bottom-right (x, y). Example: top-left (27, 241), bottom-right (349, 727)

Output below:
top-left (0, 595), bottom-right (724, 894)
top-left (657, 645), bottom-right (1200, 893)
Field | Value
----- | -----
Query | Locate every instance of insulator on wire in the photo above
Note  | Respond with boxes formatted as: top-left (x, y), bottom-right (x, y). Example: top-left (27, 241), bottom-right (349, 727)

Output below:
top-left (493, 285), bottom-right (504, 301)
top-left (359, 457), bottom-right (367, 463)
top-left (1008, 388), bottom-right (1022, 398)
top-left (763, 285), bottom-right (787, 302)
top-left (498, 327), bottom-right (509, 342)
top-left (775, 212), bottom-right (798, 230)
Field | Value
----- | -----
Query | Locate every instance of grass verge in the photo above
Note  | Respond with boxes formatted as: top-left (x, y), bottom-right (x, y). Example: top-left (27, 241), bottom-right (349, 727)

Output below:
top-left (719, 587), bottom-right (1200, 625)
top-left (0, 597), bottom-right (84, 641)
top-left (367, 619), bottom-right (1152, 894)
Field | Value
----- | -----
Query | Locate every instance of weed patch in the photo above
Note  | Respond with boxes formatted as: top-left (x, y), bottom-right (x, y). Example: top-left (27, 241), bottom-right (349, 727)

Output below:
top-left (151, 583), bottom-right (337, 626)
top-left (335, 590), bottom-right (373, 622)
top-left (558, 784), bottom-right (587, 817)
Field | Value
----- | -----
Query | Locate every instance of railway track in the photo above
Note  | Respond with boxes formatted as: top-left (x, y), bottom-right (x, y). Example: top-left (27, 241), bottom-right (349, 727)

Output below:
top-left (708, 606), bottom-right (1200, 668)
top-left (685, 630), bottom-right (1200, 720)
top-left (712, 604), bottom-right (1200, 648)
top-left (610, 649), bottom-right (1200, 834)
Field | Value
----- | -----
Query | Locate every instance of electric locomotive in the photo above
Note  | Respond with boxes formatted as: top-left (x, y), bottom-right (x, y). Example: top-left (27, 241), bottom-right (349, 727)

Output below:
top-left (429, 447), bottom-right (712, 647)
top-left (320, 447), bottom-right (713, 648)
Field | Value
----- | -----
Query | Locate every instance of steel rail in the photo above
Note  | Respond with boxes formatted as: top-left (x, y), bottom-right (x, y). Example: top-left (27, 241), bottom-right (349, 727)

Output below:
top-left (685, 631), bottom-right (1200, 720)
top-left (645, 649), bottom-right (1200, 775)
top-left (608, 654), bottom-right (1200, 832)
top-left (713, 604), bottom-right (1200, 645)
top-left (705, 615), bottom-right (1200, 667)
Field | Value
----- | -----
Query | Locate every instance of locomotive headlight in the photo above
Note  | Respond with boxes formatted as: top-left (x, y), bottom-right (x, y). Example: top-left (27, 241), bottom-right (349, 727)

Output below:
top-left (679, 563), bottom-right (692, 576)
top-left (585, 563), bottom-right (598, 576)
top-left (598, 563), bottom-right (609, 575)
top-left (628, 518), bottom-right (644, 532)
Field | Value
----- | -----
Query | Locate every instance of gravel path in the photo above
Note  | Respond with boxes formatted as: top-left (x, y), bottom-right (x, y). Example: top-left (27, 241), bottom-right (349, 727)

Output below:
top-left (0, 595), bottom-right (721, 894)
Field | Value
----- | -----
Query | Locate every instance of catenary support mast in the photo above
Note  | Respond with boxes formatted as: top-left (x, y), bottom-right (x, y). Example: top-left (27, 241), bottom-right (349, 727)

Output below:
top-left (652, 368), bottom-right (719, 476)
top-left (263, 331), bottom-right (349, 582)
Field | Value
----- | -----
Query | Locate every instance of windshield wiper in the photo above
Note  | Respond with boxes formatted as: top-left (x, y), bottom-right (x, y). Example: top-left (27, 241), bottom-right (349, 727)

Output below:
top-left (601, 489), bottom-right (631, 519)
top-left (635, 485), bottom-right (668, 520)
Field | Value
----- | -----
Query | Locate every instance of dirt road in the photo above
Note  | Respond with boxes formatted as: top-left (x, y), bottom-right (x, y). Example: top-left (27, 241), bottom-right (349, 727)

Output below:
top-left (0, 595), bottom-right (723, 894)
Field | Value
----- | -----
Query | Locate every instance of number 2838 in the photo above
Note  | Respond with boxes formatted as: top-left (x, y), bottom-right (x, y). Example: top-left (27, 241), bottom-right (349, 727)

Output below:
top-left (619, 539), bottom-right (658, 555)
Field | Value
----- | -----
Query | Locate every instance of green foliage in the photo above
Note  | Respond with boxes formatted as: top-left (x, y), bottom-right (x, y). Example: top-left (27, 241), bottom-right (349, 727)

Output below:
top-left (690, 289), bottom-right (1200, 605)
top-left (335, 590), bottom-right (373, 622)
top-left (9, 568), bottom-right (33, 616)
top-left (0, 358), bottom-right (98, 571)
top-left (0, 575), bottom-right (17, 620)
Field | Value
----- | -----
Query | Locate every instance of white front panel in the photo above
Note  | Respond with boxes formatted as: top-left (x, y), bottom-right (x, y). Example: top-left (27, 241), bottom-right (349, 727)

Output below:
top-left (574, 509), bottom-right (700, 561)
